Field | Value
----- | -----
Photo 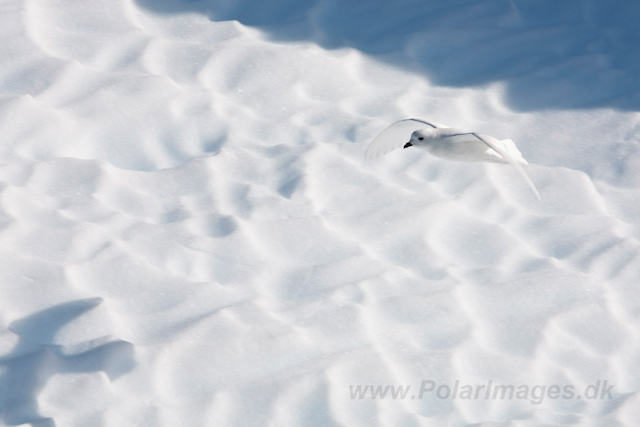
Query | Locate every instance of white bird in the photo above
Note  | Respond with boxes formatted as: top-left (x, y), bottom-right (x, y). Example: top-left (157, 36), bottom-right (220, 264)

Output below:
top-left (365, 118), bottom-right (540, 200)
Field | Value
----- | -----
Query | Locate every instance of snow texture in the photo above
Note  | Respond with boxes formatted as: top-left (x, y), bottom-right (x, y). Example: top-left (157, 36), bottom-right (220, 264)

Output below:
top-left (0, 0), bottom-right (640, 426)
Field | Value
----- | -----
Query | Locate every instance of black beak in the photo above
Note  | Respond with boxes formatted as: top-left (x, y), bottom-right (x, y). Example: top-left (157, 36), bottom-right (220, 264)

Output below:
top-left (404, 142), bottom-right (412, 149)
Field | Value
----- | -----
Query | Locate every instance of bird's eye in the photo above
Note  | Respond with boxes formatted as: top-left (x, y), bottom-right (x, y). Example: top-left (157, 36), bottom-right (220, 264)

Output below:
top-left (418, 137), bottom-right (424, 141)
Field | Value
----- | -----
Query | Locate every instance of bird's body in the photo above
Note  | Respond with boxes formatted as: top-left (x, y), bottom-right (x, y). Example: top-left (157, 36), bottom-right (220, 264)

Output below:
top-left (365, 118), bottom-right (540, 199)
top-left (405, 127), bottom-right (527, 165)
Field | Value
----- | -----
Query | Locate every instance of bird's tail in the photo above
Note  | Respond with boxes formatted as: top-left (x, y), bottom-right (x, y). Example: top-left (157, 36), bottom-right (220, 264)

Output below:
top-left (476, 134), bottom-right (541, 200)
top-left (500, 139), bottom-right (528, 165)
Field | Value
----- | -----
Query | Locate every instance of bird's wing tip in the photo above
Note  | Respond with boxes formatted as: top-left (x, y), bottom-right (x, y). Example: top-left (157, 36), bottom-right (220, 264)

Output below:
top-left (474, 133), bottom-right (541, 200)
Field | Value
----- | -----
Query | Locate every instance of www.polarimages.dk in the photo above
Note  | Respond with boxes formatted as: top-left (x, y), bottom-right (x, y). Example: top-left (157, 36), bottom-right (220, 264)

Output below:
top-left (349, 380), bottom-right (614, 405)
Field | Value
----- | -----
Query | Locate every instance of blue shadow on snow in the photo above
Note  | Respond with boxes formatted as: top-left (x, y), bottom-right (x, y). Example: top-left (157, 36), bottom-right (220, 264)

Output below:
top-left (0, 299), bottom-right (135, 426)
top-left (134, 0), bottom-right (640, 111)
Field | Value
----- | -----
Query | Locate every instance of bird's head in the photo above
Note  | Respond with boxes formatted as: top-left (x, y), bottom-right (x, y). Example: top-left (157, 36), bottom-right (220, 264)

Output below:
top-left (404, 129), bottom-right (435, 149)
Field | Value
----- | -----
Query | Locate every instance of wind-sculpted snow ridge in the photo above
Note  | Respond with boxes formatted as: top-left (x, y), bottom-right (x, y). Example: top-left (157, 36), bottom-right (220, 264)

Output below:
top-left (0, 0), bottom-right (639, 425)
top-left (135, 0), bottom-right (640, 112)
top-left (0, 150), bottom-right (639, 425)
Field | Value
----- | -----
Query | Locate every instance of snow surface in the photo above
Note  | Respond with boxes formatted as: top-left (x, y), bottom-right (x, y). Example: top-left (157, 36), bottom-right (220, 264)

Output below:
top-left (1, 0), bottom-right (640, 425)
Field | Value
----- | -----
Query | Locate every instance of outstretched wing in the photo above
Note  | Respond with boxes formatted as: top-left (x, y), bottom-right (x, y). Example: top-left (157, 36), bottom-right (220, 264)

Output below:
top-left (472, 133), bottom-right (541, 200)
top-left (364, 118), bottom-right (445, 160)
